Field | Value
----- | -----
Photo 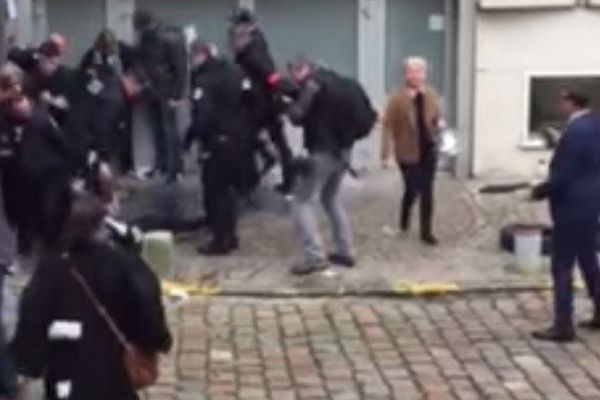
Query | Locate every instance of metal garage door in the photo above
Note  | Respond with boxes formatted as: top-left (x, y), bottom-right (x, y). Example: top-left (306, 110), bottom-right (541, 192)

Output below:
top-left (387, 0), bottom-right (446, 93)
top-left (256, 0), bottom-right (358, 78)
top-left (47, 0), bottom-right (106, 67)
top-left (135, 0), bottom-right (238, 49)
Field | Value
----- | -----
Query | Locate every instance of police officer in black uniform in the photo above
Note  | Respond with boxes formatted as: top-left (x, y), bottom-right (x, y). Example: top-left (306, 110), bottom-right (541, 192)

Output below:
top-left (229, 8), bottom-right (293, 194)
top-left (185, 40), bottom-right (249, 256)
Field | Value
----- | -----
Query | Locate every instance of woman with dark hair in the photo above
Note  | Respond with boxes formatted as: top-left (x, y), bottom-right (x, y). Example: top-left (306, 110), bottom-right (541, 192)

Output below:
top-left (12, 194), bottom-right (172, 399)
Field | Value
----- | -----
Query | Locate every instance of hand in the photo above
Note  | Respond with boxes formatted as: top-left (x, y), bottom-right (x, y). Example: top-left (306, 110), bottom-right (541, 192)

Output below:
top-left (381, 159), bottom-right (394, 170)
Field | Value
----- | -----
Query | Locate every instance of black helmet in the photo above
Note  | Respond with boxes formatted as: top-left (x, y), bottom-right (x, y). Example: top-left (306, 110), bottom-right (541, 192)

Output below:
top-left (229, 7), bottom-right (256, 24)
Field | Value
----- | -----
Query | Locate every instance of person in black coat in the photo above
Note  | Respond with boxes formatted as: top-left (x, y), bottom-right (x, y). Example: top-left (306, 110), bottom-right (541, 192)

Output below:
top-left (185, 40), bottom-right (250, 255)
top-left (79, 29), bottom-right (136, 172)
top-left (531, 91), bottom-right (600, 342)
top-left (12, 194), bottom-right (172, 400)
top-left (133, 10), bottom-right (187, 183)
top-left (5, 92), bottom-right (77, 251)
top-left (229, 8), bottom-right (293, 194)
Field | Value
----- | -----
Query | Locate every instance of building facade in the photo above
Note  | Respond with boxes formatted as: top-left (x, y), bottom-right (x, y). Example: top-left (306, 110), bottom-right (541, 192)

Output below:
top-left (473, 0), bottom-right (600, 179)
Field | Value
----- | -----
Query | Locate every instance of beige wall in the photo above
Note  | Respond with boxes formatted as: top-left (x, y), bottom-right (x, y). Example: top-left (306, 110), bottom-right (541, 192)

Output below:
top-left (474, 8), bottom-right (600, 178)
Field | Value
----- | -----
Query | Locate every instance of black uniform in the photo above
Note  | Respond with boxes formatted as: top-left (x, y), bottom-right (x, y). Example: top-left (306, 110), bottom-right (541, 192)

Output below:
top-left (12, 240), bottom-right (172, 400)
top-left (232, 27), bottom-right (293, 192)
top-left (186, 57), bottom-right (250, 252)
top-left (79, 43), bottom-right (135, 170)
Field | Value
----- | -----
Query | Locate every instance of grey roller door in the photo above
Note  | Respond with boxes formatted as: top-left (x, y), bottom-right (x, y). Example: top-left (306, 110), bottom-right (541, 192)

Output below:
top-left (387, 0), bottom-right (446, 93)
top-left (47, 0), bottom-right (106, 67)
top-left (256, 0), bottom-right (358, 77)
top-left (135, 0), bottom-right (238, 48)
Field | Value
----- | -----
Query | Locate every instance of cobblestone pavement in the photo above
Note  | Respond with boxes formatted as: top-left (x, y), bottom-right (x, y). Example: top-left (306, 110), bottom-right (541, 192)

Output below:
top-left (144, 291), bottom-right (600, 400)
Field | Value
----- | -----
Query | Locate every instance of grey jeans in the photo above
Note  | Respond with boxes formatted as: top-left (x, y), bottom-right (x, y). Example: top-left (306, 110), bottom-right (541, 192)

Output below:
top-left (291, 151), bottom-right (353, 264)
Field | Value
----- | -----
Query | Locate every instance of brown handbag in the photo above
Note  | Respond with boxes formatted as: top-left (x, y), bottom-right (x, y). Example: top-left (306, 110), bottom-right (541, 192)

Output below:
top-left (70, 267), bottom-right (160, 390)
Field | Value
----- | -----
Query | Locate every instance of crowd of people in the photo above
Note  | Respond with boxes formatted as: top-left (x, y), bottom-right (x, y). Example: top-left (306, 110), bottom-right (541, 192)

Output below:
top-left (3, 4), bottom-right (600, 400)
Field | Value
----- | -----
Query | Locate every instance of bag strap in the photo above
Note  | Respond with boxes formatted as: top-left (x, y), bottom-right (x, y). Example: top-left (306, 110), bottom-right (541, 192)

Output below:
top-left (69, 267), bottom-right (130, 349)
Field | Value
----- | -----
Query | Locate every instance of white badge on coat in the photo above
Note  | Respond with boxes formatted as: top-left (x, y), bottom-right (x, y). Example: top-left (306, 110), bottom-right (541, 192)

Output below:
top-left (242, 78), bottom-right (252, 91)
top-left (87, 78), bottom-right (104, 96)
top-left (193, 87), bottom-right (204, 101)
top-left (56, 381), bottom-right (72, 399)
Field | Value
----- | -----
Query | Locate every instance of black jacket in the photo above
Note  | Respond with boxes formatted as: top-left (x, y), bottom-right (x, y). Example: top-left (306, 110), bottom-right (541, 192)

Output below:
top-left (134, 26), bottom-right (187, 100)
top-left (186, 57), bottom-right (250, 154)
top-left (12, 240), bottom-right (171, 400)
top-left (233, 29), bottom-right (278, 124)
top-left (79, 42), bottom-right (135, 103)
top-left (17, 108), bottom-right (78, 177)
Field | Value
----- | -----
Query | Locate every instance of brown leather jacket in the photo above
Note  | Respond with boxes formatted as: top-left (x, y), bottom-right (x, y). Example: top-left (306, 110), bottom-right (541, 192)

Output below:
top-left (382, 86), bottom-right (442, 165)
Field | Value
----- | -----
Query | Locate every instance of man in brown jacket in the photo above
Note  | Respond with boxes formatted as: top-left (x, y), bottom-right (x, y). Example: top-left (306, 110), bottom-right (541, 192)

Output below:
top-left (382, 57), bottom-right (443, 245)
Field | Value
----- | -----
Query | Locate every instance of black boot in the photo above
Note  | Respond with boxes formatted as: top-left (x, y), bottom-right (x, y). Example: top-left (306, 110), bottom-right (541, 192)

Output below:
top-left (532, 326), bottom-right (576, 342)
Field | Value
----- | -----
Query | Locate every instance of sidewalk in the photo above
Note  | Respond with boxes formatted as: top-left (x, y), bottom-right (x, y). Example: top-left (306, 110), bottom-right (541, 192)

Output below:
top-left (133, 168), bottom-right (554, 296)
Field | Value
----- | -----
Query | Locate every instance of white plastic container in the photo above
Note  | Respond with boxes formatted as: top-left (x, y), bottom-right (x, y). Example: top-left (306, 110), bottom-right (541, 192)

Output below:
top-left (513, 224), bottom-right (544, 274)
top-left (141, 231), bottom-right (175, 278)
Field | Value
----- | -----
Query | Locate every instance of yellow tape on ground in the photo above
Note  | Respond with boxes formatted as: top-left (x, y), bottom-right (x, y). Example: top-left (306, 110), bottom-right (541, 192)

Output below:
top-left (393, 281), bottom-right (461, 295)
top-left (162, 280), bottom-right (220, 298)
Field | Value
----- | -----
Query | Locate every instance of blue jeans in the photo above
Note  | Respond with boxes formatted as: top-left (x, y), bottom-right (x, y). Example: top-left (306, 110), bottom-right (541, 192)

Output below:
top-left (291, 152), bottom-right (353, 265)
top-left (0, 269), bottom-right (17, 397)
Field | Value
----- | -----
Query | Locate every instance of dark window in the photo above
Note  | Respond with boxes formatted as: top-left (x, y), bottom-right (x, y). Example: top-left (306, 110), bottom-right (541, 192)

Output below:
top-left (529, 76), bottom-right (600, 141)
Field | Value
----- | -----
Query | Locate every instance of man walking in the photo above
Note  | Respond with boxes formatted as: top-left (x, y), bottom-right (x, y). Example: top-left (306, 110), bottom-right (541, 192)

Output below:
top-left (382, 57), bottom-right (443, 245)
top-left (531, 91), bottom-right (600, 342)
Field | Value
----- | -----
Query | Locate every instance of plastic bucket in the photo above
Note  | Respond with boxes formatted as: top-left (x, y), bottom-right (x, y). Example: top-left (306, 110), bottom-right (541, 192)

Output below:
top-left (513, 224), bottom-right (544, 273)
top-left (141, 230), bottom-right (175, 278)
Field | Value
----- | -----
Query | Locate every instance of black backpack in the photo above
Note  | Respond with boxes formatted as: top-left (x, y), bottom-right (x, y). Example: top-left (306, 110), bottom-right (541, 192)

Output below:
top-left (316, 69), bottom-right (377, 149)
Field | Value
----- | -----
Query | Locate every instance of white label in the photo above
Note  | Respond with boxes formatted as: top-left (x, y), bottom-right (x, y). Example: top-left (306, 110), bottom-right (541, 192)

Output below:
top-left (193, 88), bottom-right (204, 100)
top-left (48, 320), bottom-right (83, 341)
top-left (56, 381), bottom-right (72, 399)
top-left (429, 14), bottom-right (445, 32)
top-left (242, 78), bottom-right (252, 91)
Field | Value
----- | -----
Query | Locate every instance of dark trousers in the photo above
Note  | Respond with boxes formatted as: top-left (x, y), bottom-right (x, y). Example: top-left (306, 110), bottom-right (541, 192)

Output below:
top-left (21, 173), bottom-right (71, 251)
top-left (0, 270), bottom-right (17, 398)
top-left (400, 153), bottom-right (437, 236)
top-left (91, 98), bottom-right (127, 165)
top-left (148, 98), bottom-right (182, 180)
top-left (551, 223), bottom-right (600, 328)
top-left (202, 152), bottom-right (238, 245)
top-left (265, 115), bottom-right (293, 190)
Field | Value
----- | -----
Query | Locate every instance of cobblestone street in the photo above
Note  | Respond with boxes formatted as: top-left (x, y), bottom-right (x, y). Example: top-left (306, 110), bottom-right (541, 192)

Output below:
top-left (149, 291), bottom-right (600, 400)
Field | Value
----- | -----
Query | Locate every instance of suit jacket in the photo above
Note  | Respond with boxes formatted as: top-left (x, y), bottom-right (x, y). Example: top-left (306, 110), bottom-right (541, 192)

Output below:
top-left (537, 112), bottom-right (600, 227)
top-left (382, 86), bottom-right (441, 165)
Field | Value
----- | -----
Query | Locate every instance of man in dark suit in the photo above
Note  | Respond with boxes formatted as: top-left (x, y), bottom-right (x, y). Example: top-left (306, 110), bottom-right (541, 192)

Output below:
top-left (532, 91), bottom-right (600, 342)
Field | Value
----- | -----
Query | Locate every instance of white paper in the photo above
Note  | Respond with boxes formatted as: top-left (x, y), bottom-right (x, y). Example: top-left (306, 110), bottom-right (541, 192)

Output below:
top-left (429, 14), bottom-right (445, 32)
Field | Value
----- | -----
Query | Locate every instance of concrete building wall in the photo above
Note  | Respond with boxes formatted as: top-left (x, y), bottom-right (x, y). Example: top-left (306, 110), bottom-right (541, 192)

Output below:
top-left (474, 7), bottom-right (600, 178)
